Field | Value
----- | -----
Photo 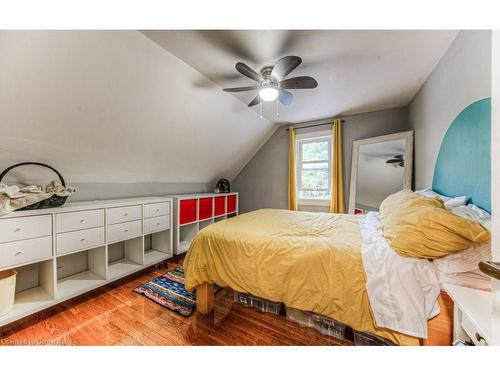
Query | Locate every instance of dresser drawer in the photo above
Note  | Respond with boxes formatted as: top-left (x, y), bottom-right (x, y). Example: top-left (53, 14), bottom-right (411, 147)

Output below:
top-left (144, 215), bottom-right (170, 235)
top-left (56, 227), bottom-right (105, 255)
top-left (0, 215), bottom-right (52, 243)
top-left (107, 205), bottom-right (142, 225)
top-left (0, 236), bottom-right (52, 269)
top-left (56, 209), bottom-right (104, 234)
top-left (144, 202), bottom-right (170, 219)
top-left (107, 220), bottom-right (142, 243)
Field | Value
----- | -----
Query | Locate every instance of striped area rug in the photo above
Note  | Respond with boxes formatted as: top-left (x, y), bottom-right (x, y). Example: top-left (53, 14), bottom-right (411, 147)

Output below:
top-left (133, 267), bottom-right (220, 317)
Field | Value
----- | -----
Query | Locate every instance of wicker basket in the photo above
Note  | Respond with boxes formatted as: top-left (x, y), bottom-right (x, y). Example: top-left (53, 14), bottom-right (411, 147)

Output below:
top-left (0, 162), bottom-right (68, 210)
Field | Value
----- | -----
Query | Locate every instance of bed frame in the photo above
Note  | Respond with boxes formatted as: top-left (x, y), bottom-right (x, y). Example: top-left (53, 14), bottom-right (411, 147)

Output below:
top-left (196, 282), bottom-right (214, 314)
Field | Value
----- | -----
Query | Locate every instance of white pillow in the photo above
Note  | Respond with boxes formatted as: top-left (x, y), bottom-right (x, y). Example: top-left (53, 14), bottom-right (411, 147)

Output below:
top-left (451, 204), bottom-right (491, 230)
top-left (415, 188), bottom-right (467, 210)
top-left (433, 203), bottom-right (491, 291)
top-left (434, 204), bottom-right (491, 274)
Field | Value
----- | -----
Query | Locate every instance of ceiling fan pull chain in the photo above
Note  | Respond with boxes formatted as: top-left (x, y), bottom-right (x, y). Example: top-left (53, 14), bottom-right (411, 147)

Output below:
top-left (276, 98), bottom-right (279, 117)
top-left (260, 101), bottom-right (263, 119)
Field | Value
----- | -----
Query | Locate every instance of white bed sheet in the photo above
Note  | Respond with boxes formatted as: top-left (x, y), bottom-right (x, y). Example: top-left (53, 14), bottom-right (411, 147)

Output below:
top-left (358, 212), bottom-right (441, 338)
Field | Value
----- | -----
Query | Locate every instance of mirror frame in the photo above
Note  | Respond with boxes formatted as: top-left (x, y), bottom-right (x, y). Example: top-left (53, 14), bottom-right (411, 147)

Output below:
top-left (348, 130), bottom-right (414, 214)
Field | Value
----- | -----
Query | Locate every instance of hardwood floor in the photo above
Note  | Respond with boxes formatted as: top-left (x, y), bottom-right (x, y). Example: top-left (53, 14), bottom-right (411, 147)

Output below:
top-left (0, 260), bottom-right (349, 346)
top-left (0, 257), bottom-right (454, 346)
top-left (421, 292), bottom-right (454, 346)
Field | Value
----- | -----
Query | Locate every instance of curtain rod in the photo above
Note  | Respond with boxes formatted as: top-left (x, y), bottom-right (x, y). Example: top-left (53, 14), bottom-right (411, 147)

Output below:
top-left (285, 120), bottom-right (345, 131)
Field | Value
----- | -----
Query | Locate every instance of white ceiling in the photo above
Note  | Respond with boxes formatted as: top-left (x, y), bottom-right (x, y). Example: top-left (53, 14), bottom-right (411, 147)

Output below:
top-left (142, 30), bottom-right (459, 124)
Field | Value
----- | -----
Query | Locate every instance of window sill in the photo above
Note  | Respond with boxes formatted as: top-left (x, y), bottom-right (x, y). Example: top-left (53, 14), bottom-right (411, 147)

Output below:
top-left (298, 198), bottom-right (331, 207)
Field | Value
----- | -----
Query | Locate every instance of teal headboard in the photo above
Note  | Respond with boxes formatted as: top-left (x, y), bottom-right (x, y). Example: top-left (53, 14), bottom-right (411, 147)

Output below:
top-left (432, 98), bottom-right (491, 213)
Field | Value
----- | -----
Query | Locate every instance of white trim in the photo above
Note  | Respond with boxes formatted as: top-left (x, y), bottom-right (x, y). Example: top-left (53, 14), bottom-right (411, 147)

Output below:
top-left (296, 134), bottom-right (332, 201)
top-left (491, 30), bottom-right (500, 345)
top-left (295, 128), bottom-right (332, 140)
top-left (298, 198), bottom-right (330, 207)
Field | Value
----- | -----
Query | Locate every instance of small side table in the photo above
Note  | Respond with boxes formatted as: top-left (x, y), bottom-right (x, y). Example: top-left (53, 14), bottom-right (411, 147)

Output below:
top-left (443, 284), bottom-right (493, 346)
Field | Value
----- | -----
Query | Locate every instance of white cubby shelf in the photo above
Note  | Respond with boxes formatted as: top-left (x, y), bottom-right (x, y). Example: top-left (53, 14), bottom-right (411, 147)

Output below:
top-left (169, 192), bottom-right (238, 255)
top-left (0, 196), bottom-right (173, 327)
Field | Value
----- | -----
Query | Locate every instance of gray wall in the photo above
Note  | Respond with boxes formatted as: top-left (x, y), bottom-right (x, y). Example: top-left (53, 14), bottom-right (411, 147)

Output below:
top-left (0, 165), bottom-right (210, 202)
top-left (67, 182), bottom-right (210, 202)
top-left (408, 30), bottom-right (492, 189)
top-left (232, 107), bottom-right (410, 213)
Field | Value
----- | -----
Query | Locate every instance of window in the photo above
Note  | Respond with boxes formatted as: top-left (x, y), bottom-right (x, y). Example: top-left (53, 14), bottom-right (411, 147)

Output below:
top-left (296, 132), bottom-right (332, 204)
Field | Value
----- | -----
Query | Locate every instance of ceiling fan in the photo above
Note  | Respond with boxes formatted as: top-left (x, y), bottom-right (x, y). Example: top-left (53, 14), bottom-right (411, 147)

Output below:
top-left (222, 56), bottom-right (318, 107)
top-left (386, 154), bottom-right (404, 167)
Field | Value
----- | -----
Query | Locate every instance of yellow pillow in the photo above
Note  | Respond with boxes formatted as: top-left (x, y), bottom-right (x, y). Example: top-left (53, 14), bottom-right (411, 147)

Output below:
top-left (382, 204), bottom-right (490, 259)
top-left (379, 189), bottom-right (444, 221)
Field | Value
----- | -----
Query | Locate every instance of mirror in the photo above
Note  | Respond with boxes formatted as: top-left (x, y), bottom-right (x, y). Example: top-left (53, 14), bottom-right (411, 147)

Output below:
top-left (348, 131), bottom-right (413, 214)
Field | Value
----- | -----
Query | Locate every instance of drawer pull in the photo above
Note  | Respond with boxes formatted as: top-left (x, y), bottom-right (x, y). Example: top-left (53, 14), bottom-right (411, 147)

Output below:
top-left (476, 332), bottom-right (486, 344)
top-left (15, 251), bottom-right (22, 256)
top-left (156, 208), bottom-right (160, 212)
top-left (124, 213), bottom-right (128, 216)
top-left (80, 238), bottom-right (86, 242)
top-left (80, 219), bottom-right (85, 223)
top-left (124, 229), bottom-right (129, 233)
top-left (156, 222), bottom-right (160, 226)
top-left (14, 227), bottom-right (21, 232)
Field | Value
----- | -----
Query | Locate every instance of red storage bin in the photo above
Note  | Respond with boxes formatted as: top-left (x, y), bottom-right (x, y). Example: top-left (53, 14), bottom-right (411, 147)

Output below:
top-left (198, 197), bottom-right (213, 220)
top-left (214, 196), bottom-right (226, 216)
top-left (227, 194), bottom-right (237, 213)
top-left (179, 199), bottom-right (197, 224)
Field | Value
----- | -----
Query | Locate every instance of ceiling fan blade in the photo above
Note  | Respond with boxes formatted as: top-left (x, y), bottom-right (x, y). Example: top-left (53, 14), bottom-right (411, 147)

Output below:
top-left (278, 89), bottom-right (293, 106)
top-left (248, 95), bottom-right (261, 107)
top-left (222, 85), bottom-right (260, 92)
top-left (280, 76), bottom-right (318, 89)
top-left (271, 56), bottom-right (302, 81)
top-left (236, 62), bottom-right (264, 83)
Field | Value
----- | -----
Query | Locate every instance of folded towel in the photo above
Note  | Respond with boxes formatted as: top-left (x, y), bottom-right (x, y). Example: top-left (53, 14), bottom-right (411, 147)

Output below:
top-left (0, 181), bottom-right (76, 216)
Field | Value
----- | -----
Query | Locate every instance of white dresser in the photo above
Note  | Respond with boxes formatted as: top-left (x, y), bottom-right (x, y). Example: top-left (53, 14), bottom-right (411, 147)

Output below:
top-left (0, 196), bottom-right (173, 327)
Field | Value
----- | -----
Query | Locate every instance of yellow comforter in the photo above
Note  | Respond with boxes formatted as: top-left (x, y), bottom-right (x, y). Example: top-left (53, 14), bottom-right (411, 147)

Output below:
top-left (184, 209), bottom-right (418, 345)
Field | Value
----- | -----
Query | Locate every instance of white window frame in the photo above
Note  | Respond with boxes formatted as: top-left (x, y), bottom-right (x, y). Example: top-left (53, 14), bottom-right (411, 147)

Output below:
top-left (295, 130), bottom-right (332, 207)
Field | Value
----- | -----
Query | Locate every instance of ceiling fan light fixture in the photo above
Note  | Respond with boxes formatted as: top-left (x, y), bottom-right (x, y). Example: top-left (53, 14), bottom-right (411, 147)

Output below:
top-left (259, 86), bottom-right (279, 102)
top-left (222, 56), bottom-right (318, 107)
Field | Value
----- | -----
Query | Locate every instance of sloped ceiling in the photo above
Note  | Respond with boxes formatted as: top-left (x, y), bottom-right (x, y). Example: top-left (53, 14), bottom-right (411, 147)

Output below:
top-left (0, 31), bottom-right (275, 184)
top-left (142, 30), bottom-right (458, 124)
top-left (0, 30), bottom-right (458, 186)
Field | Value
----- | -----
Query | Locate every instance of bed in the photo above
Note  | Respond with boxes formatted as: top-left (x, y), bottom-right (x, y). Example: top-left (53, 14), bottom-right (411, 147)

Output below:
top-left (184, 98), bottom-right (491, 346)
top-left (184, 208), bottom-right (418, 345)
